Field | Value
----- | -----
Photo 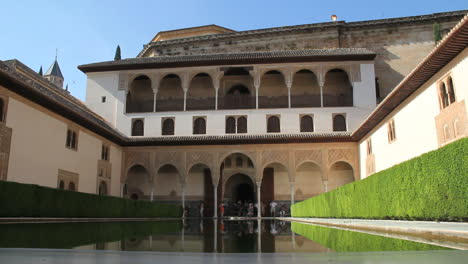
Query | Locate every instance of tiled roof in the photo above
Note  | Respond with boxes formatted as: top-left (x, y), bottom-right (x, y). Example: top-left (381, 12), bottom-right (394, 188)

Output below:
top-left (352, 14), bottom-right (468, 141)
top-left (138, 10), bottom-right (468, 56)
top-left (78, 48), bottom-right (375, 73)
top-left (127, 132), bottom-right (353, 146)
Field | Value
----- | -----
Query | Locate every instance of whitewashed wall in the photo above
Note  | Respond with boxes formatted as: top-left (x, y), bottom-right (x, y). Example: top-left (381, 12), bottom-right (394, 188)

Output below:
top-left (358, 48), bottom-right (468, 178)
top-left (85, 62), bottom-right (376, 137)
top-left (4, 93), bottom-right (123, 196)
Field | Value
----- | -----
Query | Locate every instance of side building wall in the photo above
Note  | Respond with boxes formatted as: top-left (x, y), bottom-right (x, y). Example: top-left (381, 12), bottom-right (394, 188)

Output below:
top-left (359, 47), bottom-right (468, 178)
top-left (0, 86), bottom-right (123, 196)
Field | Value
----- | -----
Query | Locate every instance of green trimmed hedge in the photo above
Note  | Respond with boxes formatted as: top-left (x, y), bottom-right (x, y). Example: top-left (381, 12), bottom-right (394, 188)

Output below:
top-left (0, 181), bottom-right (182, 218)
top-left (291, 222), bottom-right (447, 252)
top-left (292, 138), bottom-right (468, 221)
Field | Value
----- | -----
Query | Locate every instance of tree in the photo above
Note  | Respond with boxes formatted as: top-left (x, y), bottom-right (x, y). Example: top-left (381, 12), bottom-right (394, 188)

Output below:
top-left (38, 66), bottom-right (43, 76)
top-left (114, 45), bottom-right (121, 61)
top-left (433, 22), bottom-right (442, 44)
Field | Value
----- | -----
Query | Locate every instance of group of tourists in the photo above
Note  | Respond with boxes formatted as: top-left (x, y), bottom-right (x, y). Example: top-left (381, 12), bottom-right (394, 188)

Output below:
top-left (183, 200), bottom-right (290, 218)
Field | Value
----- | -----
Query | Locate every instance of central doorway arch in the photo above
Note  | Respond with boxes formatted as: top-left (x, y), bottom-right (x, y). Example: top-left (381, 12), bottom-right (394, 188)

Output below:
top-left (225, 173), bottom-right (255, 203)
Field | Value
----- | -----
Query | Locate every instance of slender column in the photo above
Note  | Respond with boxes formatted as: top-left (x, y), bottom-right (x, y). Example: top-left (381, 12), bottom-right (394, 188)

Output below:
top-left (213, 184), bottom-right (218, 218)
top-left (152, 89), bottom-right (158, 112)
top-left (183, 90), bottom-right (187, 111)
top-left (284, 69), bottom-right (293, 109)
top-left (257, 219), bottom-right (262, 253)
top-left (181, 219), bottom-right (185, 251)
top-left (215, 89), bottom-right (219, 110)
top-left (290, 181), bottom-right (295, 205)
top-left (291, 232), bottom-right (296, 250)
top-left (256, 182), bottom-right (261, 218)
top-left (255, 86), bottom-right (259, 109)
top-left (323, 180), bottom-right (328, 192)
top-left (288, 86), bottom-right (292, 108)
top-left (213, 219), bottom-right (218, 252)
top-left (181, 183), bottom-right (186, 211)
top-left (150, 185), bottom-right (154, 201)
top-left (320, 85), bottom-right (324, 107)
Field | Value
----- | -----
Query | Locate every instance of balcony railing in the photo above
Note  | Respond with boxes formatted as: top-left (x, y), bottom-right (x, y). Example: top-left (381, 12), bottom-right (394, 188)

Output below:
top-left (126, 100), bottom-right (154, 113)
top-left (258, 96), bottom-right (289, 109)
top-left (186, 98), bottom-right (216, 111)
top-left (156, 99), bottom-right (184, 112)
top-left (219, 95), bottom-right (255, 110)
top-left (291, 94), bottom-right (321, 108)
top-left (323, 94), bottom-right (353, 107)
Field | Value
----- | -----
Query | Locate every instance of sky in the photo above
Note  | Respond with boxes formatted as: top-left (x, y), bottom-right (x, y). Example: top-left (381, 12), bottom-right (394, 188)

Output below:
top-left (1, 0), bottom-right (466, 100)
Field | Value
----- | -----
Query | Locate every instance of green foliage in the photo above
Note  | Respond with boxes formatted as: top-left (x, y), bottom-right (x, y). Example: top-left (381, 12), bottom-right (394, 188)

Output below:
top-left (292, 138), bottom-right (468, 221)
top-left (433, 22), bottom-right (442, 44)
top-left (0, 221), bottom-right (181, 249)
top-left (0, 181), bottom-right (182, 218)
top-left (114, 45), bottom-right (121, 61)
top-left (291, 222), bottom-right (448, 252)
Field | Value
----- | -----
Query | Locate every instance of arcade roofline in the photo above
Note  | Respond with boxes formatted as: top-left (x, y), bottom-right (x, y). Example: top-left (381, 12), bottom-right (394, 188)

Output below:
top-left (78, 48), bottom-right (376, 73)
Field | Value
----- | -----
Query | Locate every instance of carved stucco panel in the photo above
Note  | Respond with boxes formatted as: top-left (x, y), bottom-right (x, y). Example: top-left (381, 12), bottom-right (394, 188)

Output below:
top-left (294, 149), bottom-right (323, 169)
top-left (328, 148), bottom-right (356, 167)
top-left (261, 150), bottom-right (289, 169)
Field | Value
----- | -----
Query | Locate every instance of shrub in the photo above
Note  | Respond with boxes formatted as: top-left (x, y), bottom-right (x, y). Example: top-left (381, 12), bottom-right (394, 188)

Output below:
top-left (0, 181), bottom-right (182, 218)
top-left (292, 138), bottom-right (468, 221)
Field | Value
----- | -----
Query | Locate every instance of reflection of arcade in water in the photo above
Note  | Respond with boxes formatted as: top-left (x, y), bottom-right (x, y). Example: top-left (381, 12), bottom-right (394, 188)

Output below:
top-left (120, 220), bottom-right (332, 253)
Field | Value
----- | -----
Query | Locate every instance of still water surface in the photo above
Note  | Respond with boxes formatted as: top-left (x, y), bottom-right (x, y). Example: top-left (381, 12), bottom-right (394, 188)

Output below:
top-left (0, 220), bottom-right (451, 253)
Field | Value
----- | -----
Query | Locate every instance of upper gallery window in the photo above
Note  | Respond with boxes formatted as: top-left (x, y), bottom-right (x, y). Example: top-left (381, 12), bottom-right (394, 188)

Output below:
top-left (300, 115), bottom-right (314, 132)
top-left (267, 115), bottom-right (280, 133)
top-left (333, 114), bottom-right (347, 131)
top-left (101, 144), bottom-right (110, 161)
top-left (131, 119), bottom-right (144, 136)
top-left (226, 116), bottom-right (247, 134)
top-left (193, 117), bottom-right (206, 135)
top-left (162, 118), bottom-right (175, 135)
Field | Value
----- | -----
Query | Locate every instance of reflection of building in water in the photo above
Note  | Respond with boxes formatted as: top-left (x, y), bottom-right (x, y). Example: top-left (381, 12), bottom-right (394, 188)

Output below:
top-left (0, 11), bottom-right (467, 217)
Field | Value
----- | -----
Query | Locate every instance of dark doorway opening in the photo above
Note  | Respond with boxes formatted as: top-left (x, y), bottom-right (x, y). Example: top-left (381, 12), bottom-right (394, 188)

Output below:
top-left (235, 183), bottom-right (254, 202)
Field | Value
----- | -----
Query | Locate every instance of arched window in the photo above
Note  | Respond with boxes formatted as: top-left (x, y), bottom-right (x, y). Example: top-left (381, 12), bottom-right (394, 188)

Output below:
top-left (300, 115), bottom-right (314, 132)
top-left (98, 181), bottom-right (108, 195)
top-left (439, 83), bottom-right (449, 109)
top-left (333, 114), bottom-right (346, 131)
top-left (447, 77), bottom-right (456, 104)
top-left (0, 98), bottom-right (4, 122)
top-left (58, 180), bottom-right (65, 189)
top-left (237, 116), bottom-right (247, 133)
top-left (132, 119), bottom-right (144, 136)
top-left (162, 118), bottom-right (175, 135)
top-left (193, 117), bottom-right (206, 134)
top-left (267, 116), bottom-right (280, 133)
top-left (226, 117), bottom-right (236, 134)
top-left (225, 158), bottom-right (232, 168)
top-left (236, 157), bottom-right (243, 167)
top-left (68, 182), bottom-right (76, 191)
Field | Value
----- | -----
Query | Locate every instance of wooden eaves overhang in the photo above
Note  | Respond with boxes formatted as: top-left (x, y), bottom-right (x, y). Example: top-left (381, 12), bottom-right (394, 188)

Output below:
top-left (78, 48), bottom-right (376, 73)
top-left (352, 14), bottom-right (468, 141)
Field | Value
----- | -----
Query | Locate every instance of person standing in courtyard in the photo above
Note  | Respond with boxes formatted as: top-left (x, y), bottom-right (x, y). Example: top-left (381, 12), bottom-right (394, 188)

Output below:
top-left (270, 200), bottom-right (278, 217)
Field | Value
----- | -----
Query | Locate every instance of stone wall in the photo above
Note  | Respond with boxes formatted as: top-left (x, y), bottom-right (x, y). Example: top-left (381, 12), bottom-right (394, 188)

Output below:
top-left (143, 13), bottom-right (464, 98)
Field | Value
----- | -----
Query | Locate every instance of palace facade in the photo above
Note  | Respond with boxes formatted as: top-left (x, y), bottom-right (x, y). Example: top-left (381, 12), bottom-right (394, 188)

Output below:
top-left (0, 10), bottom-right (467, 217)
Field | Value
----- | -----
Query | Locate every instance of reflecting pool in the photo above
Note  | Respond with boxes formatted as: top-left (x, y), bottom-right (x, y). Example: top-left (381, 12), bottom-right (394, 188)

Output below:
top-left (0, 220), bottom-right (451, 253)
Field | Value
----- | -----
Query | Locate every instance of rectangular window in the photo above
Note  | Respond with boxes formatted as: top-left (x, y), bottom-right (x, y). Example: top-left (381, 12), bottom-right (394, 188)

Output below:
top-left (366, 138), bottom-right (372, 155)
top-left (101, 144), bottom-right (110, 161)
top-left (65, 128), bottom-right (78, 150)
top-left (387, 119), bottom-right (396, 143)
